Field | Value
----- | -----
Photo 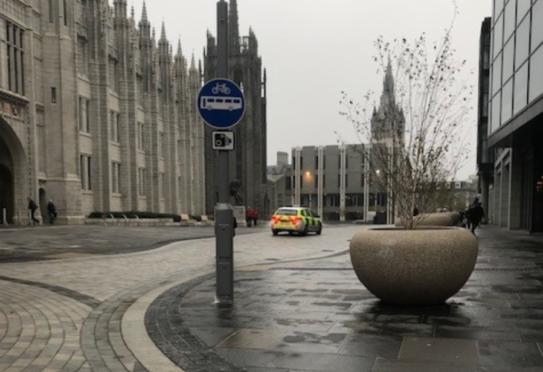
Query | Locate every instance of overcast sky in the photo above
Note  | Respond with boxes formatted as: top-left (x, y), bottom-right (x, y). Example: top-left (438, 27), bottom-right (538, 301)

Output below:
top-left (126, 0), bottom-right (491, 179)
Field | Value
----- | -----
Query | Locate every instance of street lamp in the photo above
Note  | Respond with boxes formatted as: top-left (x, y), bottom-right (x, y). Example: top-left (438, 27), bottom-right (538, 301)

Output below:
top-left (375, 170), bottom-right (381, 209)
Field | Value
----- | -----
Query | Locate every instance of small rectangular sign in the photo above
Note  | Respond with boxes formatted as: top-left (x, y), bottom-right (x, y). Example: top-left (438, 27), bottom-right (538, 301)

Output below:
top-left (212, 131), bottom-right (235, 150)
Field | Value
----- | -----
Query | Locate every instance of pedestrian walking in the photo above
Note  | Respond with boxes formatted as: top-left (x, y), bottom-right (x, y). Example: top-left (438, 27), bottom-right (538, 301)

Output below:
top-left (467, 198), bottom-right (485, 234)
top-left (27, 197), bottom-right (39, 225)
top-left (47, 199), bottom-right (57, 224)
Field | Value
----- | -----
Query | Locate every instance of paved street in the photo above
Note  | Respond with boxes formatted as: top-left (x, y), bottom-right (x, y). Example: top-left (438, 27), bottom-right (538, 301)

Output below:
top-left (0, 225), bottom-right (542, 371)
top-left (0, 225), bottom-right (259, 263)
top-left (0, 224), bottom-right (353, 371)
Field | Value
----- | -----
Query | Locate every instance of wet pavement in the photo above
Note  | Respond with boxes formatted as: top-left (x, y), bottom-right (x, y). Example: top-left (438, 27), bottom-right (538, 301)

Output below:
top-left (0, 224), bottom-right (542, 371)
top-left (0, 224), bottom-right (259, 262)
top-left (147, 227), bottom-right (543, 372)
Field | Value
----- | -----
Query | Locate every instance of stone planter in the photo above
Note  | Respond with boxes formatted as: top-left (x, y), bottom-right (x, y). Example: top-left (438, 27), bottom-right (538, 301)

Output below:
top-left (395, 213), bottom-right (455, 227)
top-left (350, 227), bottom-right (478, 305)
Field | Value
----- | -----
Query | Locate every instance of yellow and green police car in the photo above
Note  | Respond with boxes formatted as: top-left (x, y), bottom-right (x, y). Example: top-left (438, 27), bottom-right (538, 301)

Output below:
top-left (271, 207), bottom-right (322, 236)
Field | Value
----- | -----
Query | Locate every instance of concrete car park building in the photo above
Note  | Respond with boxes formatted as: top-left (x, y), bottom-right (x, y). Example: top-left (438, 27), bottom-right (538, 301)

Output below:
top-left (480, 0), bottom-right (543, 232)
top-left (0, 0), bottom-right (206, 224)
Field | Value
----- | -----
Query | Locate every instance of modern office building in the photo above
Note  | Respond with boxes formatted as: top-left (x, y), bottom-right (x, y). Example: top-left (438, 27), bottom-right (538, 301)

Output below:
top-left (291, 144), bottom-right (378, 222)
top-left (484, 0), bottom-right (543, 232)
top-left (204, 0), bottom-right (268, 215)
top-left (0, 1), bottom-right (206, 224)
top-left (477, 17), bottom-right (494, 217)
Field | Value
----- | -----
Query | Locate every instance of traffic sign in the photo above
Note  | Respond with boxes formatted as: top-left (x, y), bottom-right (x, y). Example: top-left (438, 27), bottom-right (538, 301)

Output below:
top-left (212, 131), bottom-right (235, 150)
top-left (197, 79), bottom-right (246, 129)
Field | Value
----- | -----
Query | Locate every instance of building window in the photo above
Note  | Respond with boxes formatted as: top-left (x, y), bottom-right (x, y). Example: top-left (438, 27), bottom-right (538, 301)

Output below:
top-left (159, 132), bottom-right (165, 158)
top-left (345, 155), bottom-right (349, 169)
top-left (79, 97), bottom-right (90, 133)
top-left (138, 168), bottom-right (146, 196)
top-left (159, 173), bottom-right (165, 199)
top-left (514, 62), bottom-right (528, 114)
top-left (361, 174), bottom-right (365, 187)
top-left (286, 176), bottom-right (291, 190)
top-left (503, 0), bottom-right (515, 43)
top-left (529, 45), bottom-right (543, 102)
top-left (502, 38), bottom-right (514, 83)
top-left (63, 0), bottom-right (68, 26)
top-left (338, 155), bottom-right (341, 169)
top-left (6, 22), bottom-right (25, 95)
top-left (532, 0), bottom-right (543, 52)
top-left (137, 122), bottom-right (144, 150)
top-left (517, 0), bottom-right (531, 25)
top-left (315, 155), bottom-right (319, 169)
top-left (300, 156), bottom-right (303, 170)
top-left (110, 111), bottom-right (119, 143)
top-left (77, 38), bottom-right (88, 75)
top-left (345, 174), bottom-right (348, 188)
top-left (51, 87), bottom-right (57, 103)
top-left (292, 156), bottom-right (296, 169)
top-left (516, 16), bottom-right (530, 69)
top-left (49, 0), bottom-right (54, 23)
top-left (323, 174), bottom-right (326, 188)
top-left (492, 53), bottom-right (502, 96)
top-left (315, 174), bottom-right (319, 188)
top-left (80, 154), bottom-right (92, 191)
top-left (493, 14), bottom-right (504, 60)
top-left (111, 162), bottom-right (121, 194)
top-left (338, 174), bottom-right (341, 188)
top-left (323, 155), bottom-right (326, 169)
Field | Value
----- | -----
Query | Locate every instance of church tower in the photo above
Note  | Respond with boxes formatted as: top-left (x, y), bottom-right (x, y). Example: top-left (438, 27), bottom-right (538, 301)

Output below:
top-left (371, 60), bottom-right (405, 145)
top-left (204, 0), bottom-right (268, 215)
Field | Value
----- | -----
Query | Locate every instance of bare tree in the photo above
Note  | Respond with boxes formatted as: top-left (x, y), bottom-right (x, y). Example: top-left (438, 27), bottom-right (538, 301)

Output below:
top-left (340, 7), bottom-right (473, 229)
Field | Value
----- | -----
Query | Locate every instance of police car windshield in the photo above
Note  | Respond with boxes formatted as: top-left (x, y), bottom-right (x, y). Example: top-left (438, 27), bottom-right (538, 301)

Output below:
top-left (276, 208), bottom-right (298, 216)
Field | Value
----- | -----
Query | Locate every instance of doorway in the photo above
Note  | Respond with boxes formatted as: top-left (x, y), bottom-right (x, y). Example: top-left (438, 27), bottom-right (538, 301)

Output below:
top-left (0, 165), bottom-right (13, 224)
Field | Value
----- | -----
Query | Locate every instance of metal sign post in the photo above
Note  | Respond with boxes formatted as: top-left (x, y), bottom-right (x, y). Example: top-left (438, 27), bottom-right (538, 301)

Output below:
top-left (197, 0), bottom-right (245, 305)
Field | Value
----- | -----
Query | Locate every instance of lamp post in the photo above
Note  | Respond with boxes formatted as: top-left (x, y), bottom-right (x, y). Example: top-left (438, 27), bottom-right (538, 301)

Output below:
top-left (375, 169), bottom-right (381, 210)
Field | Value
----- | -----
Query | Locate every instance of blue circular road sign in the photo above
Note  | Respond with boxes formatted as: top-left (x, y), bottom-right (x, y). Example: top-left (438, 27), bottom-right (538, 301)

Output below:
top-left (197, 79), bottom-right (246, 129)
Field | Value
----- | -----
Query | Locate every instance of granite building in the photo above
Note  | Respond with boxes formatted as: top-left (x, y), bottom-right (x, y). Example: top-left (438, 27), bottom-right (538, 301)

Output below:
top-left (203, 0), bottom-right (268, 215)
top-left (0, 0), bottom-right (206, 224)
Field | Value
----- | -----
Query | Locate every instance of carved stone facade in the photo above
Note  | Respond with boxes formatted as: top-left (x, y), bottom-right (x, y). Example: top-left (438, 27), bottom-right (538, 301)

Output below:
top-left (0, 0), bottom-right (205, 224)
top-left (203, 0), bottom-right (268, 215)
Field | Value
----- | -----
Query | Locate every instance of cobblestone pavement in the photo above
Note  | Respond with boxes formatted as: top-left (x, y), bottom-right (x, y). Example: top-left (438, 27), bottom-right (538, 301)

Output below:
top-left (146, 227), bottom-right (543, 372)
top-left (0, 224), bottom-right (355, 371)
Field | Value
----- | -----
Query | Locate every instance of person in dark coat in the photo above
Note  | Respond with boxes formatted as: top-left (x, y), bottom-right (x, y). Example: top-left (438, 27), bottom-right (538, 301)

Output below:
top-left (47, 199), bottom-right (57, 224)
top-left (28, 197), bottom-right (39, 225)
top-left (467, 198), bottom-right (485, 234)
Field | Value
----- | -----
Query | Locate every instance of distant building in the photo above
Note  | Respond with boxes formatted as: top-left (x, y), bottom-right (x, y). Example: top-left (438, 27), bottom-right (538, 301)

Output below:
top-left (0, 1), bottom-right (206, 225)
top-left (204, 0), bottom-right (268, 215)
top-left (291, 145), bottom-right (371, 222)
top-left (267, 152), bottom-right (292, 216)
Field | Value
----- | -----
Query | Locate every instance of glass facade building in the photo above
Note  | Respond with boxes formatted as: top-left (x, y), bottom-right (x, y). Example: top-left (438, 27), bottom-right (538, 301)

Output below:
top-left (485, 0), bottom-right (543, 232)
top-left (490, 0), bottom-right (543, 133)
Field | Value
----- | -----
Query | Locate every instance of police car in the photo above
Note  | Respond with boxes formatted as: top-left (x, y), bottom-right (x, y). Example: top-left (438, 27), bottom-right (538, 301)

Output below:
top-left (271, 207), bottom-right (322, 236)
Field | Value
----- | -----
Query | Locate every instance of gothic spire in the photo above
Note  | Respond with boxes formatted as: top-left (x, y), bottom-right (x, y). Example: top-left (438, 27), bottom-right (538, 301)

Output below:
top-left (160, 21), bottom-right (167, 41)
top-left (383, 58), bottom-right (394, 98)
top-left (176, 39), bottom-right (182, 57)
top-left (141, 1), bottom-right (148, 22)
top-left (190, 53), bottom-right (196, 70)
top-left (229, 0), bottom-right (240, 54)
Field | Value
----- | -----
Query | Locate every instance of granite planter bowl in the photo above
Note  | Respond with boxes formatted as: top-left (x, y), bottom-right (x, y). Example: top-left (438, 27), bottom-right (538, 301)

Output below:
top-left (350, 227), bottom-right (478, 305)
top-left (395, 213), bottom-right (455, 227)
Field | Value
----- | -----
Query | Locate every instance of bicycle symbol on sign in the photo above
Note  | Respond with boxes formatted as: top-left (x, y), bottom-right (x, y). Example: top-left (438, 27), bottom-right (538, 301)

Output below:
top-left (212, 83), bottom-right (231, 95)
